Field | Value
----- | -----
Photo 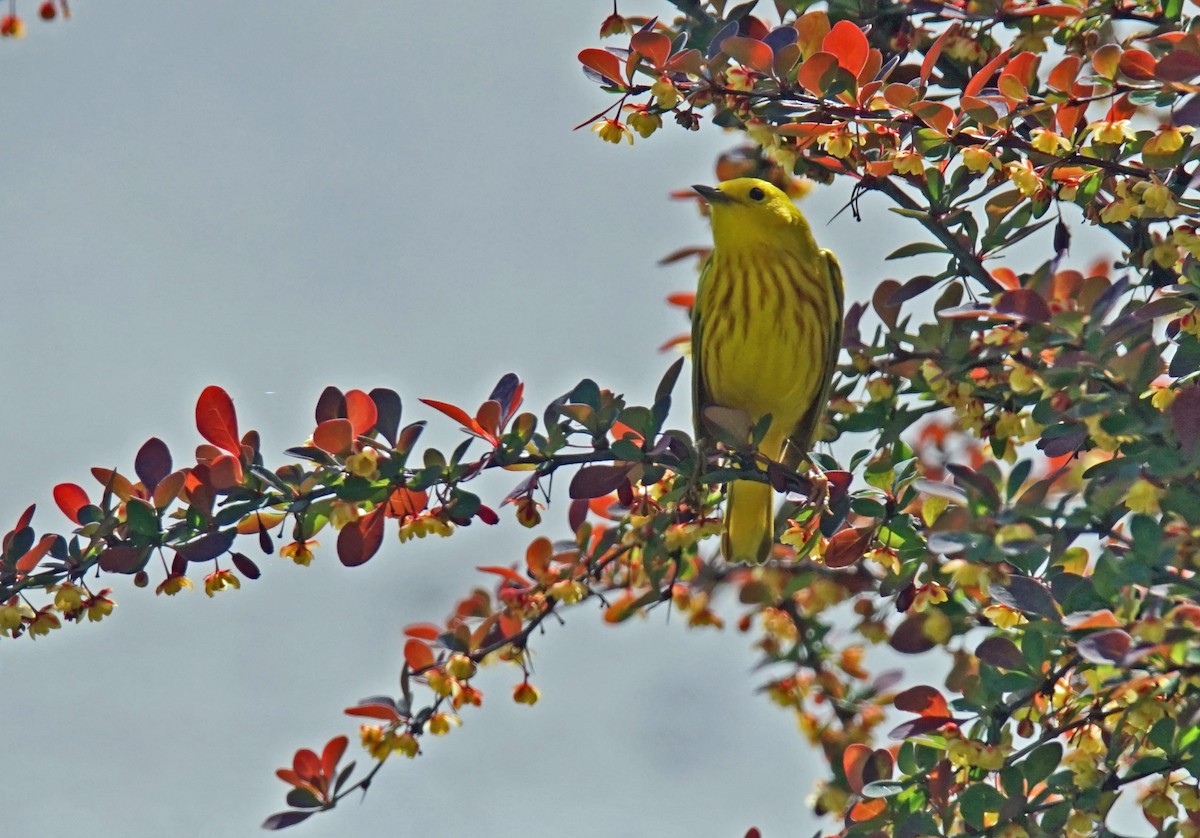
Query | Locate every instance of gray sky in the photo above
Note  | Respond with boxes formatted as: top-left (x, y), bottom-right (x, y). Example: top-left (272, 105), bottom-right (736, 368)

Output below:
top-left (0, 3), bottom-right (946, 836)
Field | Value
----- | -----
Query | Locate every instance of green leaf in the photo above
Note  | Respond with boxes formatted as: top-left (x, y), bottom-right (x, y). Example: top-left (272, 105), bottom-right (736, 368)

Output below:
top-left (124, 498), bottom-right (160, 538)
top-left (1021, 742), bottom-right (1062, 787)
top-left (886, 242), bottom-right (948, 260)
top-left (958, 782), bottom-right (1006, 830)
top-left (861, 779), bottom-right (905, 798)
top-left (1149, 717), bottom-right (1177, 752)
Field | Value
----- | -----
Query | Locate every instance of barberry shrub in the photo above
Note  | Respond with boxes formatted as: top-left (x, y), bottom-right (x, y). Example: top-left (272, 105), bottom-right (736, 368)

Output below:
top-left (5, 1), bottom-right (1200, 835)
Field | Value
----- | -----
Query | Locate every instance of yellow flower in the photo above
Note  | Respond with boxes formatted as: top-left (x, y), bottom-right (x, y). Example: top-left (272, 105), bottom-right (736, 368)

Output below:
top-left (512, 681), bottom-right (540, 705)
top-left (1089, 119), bottom-right (1135, 145)
top-left (0, 602), bottom-right (29, 632)
top-left (1030, 128), bottom-right (1070, 154)
top-left (1174, 227), bottom-right (1200, 259)
top-left (1143, 126), bottom-right (1191, 156)
top-left (1005, 161), bottom-right (1041, 197)
top-left (922, 607), bottom-right (952, 643)
top-left (85, 590), bottom-right (115, 622)
top-left (392, 732), bottom-right (419, 758)
top-left (983, 603), bottom-right (1025, 629)
top-left (962, 147), bottom-right (999, 173)
top-left (445, 654), bottom-right (476, 681)
top-left (329, 500), bottom-right (361, 530)
top-left (426, 712), bottom-right (459, 736)
top-left (627, 108), bottom-right (662, 138)
top-left (547, 579), bottom-right (586, 604)
top-left (1125, 477), bottom-right (1165, 515)
top-left (203, 569), bottom-right (241, 597)
top-left (726, 66), bottom-right (757, 93)
top-left (53, 583), bottom-right (85, 614)
top-left (912, 582), bottom-right (949, 612)
top-left (0, 15), bottom-right (26, 38)
top-left (1100, 197), bottom-right (1139, 223)
top-left (28, 606), bottom-right (61, 637)
top-left (866, 377), bottom-right (896, 401)
top-left (1140, 182), bottom-right (1179, 218)
top-left (280, 539), bottom-right (319, 566)
top-left (651, 75), bottom-right (682, 108)
top-left (598, 12), bottom-right (629, 37)
top-left (1143, 236), bottom-right (1181, 268)
top-left (155, 573), bottom-right (194, 596)
top-left (346, 449), bottom-right (379, 480)
top-left (359, 724), bottom-right (390, 760)
top-left (1142, 779), bottom-right (1177, 820)
top-left (398, 513), bottom-right (453, 542)
top-left (592, 118), bottom-right (633, 145)
top-left (819, 129), bottom-right (855, 159)
top-left (892, 151), bottom-right (925, 177)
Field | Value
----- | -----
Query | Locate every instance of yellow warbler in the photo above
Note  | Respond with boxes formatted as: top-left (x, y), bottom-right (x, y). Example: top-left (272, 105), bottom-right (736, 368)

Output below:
top-left (692, 178), bottom-right (844, 563)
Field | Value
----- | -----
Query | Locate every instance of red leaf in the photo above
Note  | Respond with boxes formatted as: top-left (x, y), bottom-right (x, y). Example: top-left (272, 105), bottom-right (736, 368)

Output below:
top-left (822, 21), bottom-right (869, 77)
top-left (207, 453), bottom-right (244, 491)
top-left (1047, 55), bottom-right (1081, 92)
top-left (1170, 387), bottom-right (1200, 455)
top-left (843, 742), bottom-right (872, 794)
top-left (631, 30), bottom-right (672, 69)
top-left (11, 503), bottom-right (35, 538)
top-left (976, 636), bottom-right (1026, 670)
top-left (321, 735), bottom-right (348, 779)
top-left (920, 25), bottom-right (955, 86)
top-left (420, 398), bottom-right (482, 436)
top-left (578, 47), bottom-right (625, 86)
top-left (344, 390), bottom-right (378, 437)
top-left (477, 565), bottom-right (530, 587)
top-left (315, 386), bottom-right (345, 424)
top-left (888, 715), bottom-right (957, 740)
top-left (848, 799), bottom-right (887, 822)
top-left (403, 638), bottom-right (436, 670)
top-left (997, 289), bottom-right (1052, 322)
top-left (404, 622), bottom-right (442, 640)
top-left (894, 684), bottom-right (950, 717)
top-left (964, 48), bottom-right (1012, 98)
top-left (313, 418), bottom-right (355, 456)
top-left (337, 507), bottom-right (385, 567)
top-left (569, 464), bottom-right (632, 500)
top-left (723, 36), bottom-right (774, 75)
top-left (15, 534), bottom-right (57, 573)
top-left (195, 386), bottom-right (240, 453)
top-left (53, 483), bottom-right (90, 525)
top-left (344, 703), bottom-right (402, 723)
top-left (1104, 92), bottom-right (1136, 122)
top-left (824, 526), bottom-right (873, 568)
top-left (292, 749), bottom-right (321, 783)
top-left (1157, 48), bottom-right (1200, 82)
top-left (797, 52), bottom-right (839, 97)
top-left (475, 400), bottom-right (502, 444)
top-left (476, 505), bottom-right (499, 525)
top-left (386, 487), bottom-right (428, 518)
top-left (134, 437), bottom-right (172, 494)
top-left (1119, 48), bottom-right (1157, 81)
top-left (1076, 629), bottom-right (1133, 664)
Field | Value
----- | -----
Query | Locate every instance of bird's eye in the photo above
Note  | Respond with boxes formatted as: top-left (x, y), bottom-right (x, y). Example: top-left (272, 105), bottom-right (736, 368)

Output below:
top-left (748, 187), bottom-right (765, 201)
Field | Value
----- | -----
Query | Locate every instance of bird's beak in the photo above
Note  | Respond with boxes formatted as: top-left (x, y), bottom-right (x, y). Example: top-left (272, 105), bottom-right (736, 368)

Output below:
top-left (692, 184), bottom-right (731, 204)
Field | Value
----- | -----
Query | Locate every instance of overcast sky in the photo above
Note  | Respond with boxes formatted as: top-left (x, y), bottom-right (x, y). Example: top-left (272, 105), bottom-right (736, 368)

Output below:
top-left (0, 3), bottom-right (1111, 837)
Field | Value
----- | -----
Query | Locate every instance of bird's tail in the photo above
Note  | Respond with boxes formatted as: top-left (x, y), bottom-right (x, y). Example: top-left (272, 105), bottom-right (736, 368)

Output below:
top-left (721, 479), bottom-right (773, 564)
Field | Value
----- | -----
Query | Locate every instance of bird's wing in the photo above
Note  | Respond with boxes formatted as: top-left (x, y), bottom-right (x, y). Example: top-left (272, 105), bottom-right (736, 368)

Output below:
top-left (783, 248), bottom-right (845, 471)
top-left (691, 254), bottom-right (715, 448)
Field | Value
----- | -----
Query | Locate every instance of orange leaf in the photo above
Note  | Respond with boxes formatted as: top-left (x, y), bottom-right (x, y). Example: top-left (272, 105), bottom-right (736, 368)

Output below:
top-left (1119, 49), bottom-right (1157, 81)
top-left (195, 385), bottom-right (240, 453)
top-left (577, 48), bottom-right (624, 86)
top-left (1091, 43), bottom-right (1122, 80)
top-left (477, 565), bottom-right (530, 587)
top-left (321, 735), bottom-right (348, 779)
top-left (420, 398), bottom-right (482, 436)
top-left (1065, 609), bottom-right (1124, 630)
top-left (797, 52), bottom-right (839, 96)
top-left (666, 291), bottom-right (696, 308)
top-left (386, 487), bottom-right (428, 518)
top-left (963, 48), bottom-right (1012, 98)
top-left (344, 390), bottom-right (378, 437)
top-left (499, 611), bottom-right (523, 638)
top-left (404, 622), bottom-right (442, 640)
top-left (1004, 52), bottom-right (1040, 90)
top-left (894, 684), bottom-right (949, 717)
top-left (883, 83), bottom-right (918, 109)
top-left (997, 74), bottom-right (1027, 103)
top-left (663, 48), bottom-right (703, 75)
top-left (91, 468), bottom-right (135, 502)
top-left (794, 10), bottom-right (830, 59)
top-left (293, 749), bottom-right (321, 782)
top-left (911, 100), bottom-right (954, 134)
top-left (848, 799), bottom-right (887, 823)
top-left (205, 454), bottom-right (241, 491)
top-left (991, 268), bottom-right (1021, 290)
top-left (403, 638), bottom-right (436, 671)
top-left (313, 418), bottom-right (355, 455)
top-left (1047, 55), bottom-right (1081, 92)
top-left (1015, 3), bottom-right (1080, 17)
top-left (53, 483), bottom-right (90, 525)
top-left (526, 536), bottom-right (553, 578)
top-left (723, 36), bottom-right (774, 75)
top-left (475, 400), bottom-right (502, 443)
top-left (610, 420), bottom-right (644, 443)
top-left (858, 48), bottom-right (882, 84)
top-left (1105, 92), bottom-right (1136, 122)
top-left (822, 20), bottom-right (868, 77)
top-left (843, 742), bottom-right (872, 794)
top-left (344, 703), bottom-right (402, 723)
top-left (631, 30), bottom-right (672, 69)
top-left (15, 534), bottom-right (57, 573)
top-left (920, 24), bottom-right (956, 86)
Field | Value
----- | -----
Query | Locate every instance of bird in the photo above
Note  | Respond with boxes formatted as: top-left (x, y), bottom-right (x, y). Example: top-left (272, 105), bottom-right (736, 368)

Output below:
top-left (691, 177), bottom-right (844, 563)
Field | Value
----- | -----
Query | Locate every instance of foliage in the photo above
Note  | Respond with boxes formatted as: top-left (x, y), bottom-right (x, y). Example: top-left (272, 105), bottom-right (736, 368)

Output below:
top-left (6, 0), bottom-right (1200, 835)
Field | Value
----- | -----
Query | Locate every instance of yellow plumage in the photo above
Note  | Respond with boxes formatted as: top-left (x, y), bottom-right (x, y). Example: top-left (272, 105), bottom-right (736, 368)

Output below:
top-left (691, 178), bottom-right (844, 563)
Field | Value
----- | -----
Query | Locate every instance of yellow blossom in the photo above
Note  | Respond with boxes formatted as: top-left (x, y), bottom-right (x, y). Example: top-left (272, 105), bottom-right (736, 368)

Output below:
top-left (280, 539), bottom-right (319, 566)
top-left (1030, 128), bottom-right (1070, 154)
top-left (28, 607), bottom-right (61, 637)
top-left (725, 66), bottom-right (757, 93)
top-left (866, 377), bottom-right (895, 401)
top-left (203, 569), bottom-right (241, 597)
top-left (1177, 783), bottom-right (1200, 812)
top-left (1144, 126), bottom-right (1191, 156)
top-left (345, 449), bottom-right (379, 480)
top-left (329, 500), bottom-right (361, 530)
top-left (592, 118), bottom-right (633, 145)
top-left (1142, 778), bottom-right (1178, 820)
top-left (156, 573), bottom-right (193, 596)
top-left (1005, 160), bottom-right (1041, 197)
top-left (399, 513), bottom-right (453, 542)
top-left (1140, 182), bottom-right (1179, 218)
top-left (392, 731), bottom-right (419, 758)
top-left (864, 547), bottom-right (900, 574)
top-left (922, 607), bottom-right (952, 643)
top-left (983, 603), bottom-right (1025, 629)
top-left (512, 681), bottom-right (540, 705)
top-left (426, 669), bottom-right (454, 697)
top-left (547, 579), bottom-right (587, 604)
top-left (1174, 227), bottom-right (1200, 259)
top-left (627, 109), bottom-right (662, 138)
top-left (426, 712), bottom-right (459, 736)
top-left (445, 654), bottom-right (476, 681)
top-left (53, 583), bottom-right (85, 614)
top-left (819, 129), bottom-right (856, 159)
top-left (962, 147), bottom-right (999, 173)
top-left (0, 602), bottom-right (30, 632)
top-left (892, 151), bottom-right (925, 177)
top-left (1008, 363), bottom-right (1041, 394)
top-left (598, 12), bottom-right (629, 37)
top-left (1089, 119), bottom-right (1135, 145)
top-left (651, 75), bottom-right (681, 108)
top-left (912, 582), bottom-right (949, 612)
top-left (85, 592), bottom-right (115, 622)
top-left (1125, 477), bottom-right (1165, 515)
top-left (359, 724), bottom-right (390, 760)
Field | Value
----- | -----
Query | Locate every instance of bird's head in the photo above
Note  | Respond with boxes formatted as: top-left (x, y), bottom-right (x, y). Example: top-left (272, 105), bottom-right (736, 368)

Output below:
top-left (692, 178), bottom-right (809, 248)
